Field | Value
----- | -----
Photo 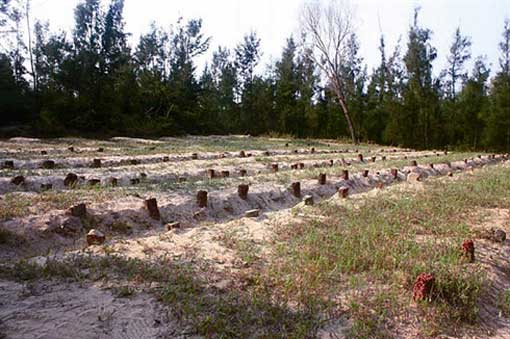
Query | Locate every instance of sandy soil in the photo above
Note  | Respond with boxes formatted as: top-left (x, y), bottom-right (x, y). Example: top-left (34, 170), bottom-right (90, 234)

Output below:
top-left (0, 280), bottom-right (179, 339)
top-left (0, 136), bottom-right (507, 338)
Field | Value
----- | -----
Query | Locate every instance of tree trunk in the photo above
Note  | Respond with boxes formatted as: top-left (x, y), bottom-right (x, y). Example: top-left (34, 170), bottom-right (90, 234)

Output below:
top-left (334, 89), bottom-right (357, 145)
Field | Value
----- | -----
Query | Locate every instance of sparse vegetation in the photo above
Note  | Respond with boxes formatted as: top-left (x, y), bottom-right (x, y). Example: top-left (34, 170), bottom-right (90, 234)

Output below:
top-left (267, 165), bottom-right (510, 337)
top-left (498, 289), bottom-right (510, 317)
top-left (0, 135), bottom-right (508, 338)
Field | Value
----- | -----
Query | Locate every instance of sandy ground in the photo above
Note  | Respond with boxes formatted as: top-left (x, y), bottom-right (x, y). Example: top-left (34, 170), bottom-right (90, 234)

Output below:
top-left (0, 280), bottom-right (179, 339)
top-left (0, 136), bottom-right (507, 338)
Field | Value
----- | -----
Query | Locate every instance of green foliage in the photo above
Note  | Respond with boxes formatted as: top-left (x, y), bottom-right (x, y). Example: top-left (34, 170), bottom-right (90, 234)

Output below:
top-left (1, 2), bottom-right (510, 151)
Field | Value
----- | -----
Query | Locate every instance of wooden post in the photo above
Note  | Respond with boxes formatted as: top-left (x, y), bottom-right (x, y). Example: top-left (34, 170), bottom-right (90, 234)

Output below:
top-left (64, 173), bottom-right (78, 187)
top-left (338, 187), bottom-right (349, 198)
top-left (197, 191), bottom-right (208, 208)
top-left (291, 182), bottom-right (301, 198)
top-left (3, 160), bottom-right (14, 169)
top-left (238, 184), bottom-right (249, 200)
top-left (70, 203), bottom-right (87, 217)
top-left (391, 169), bottom-right (398, 180)
top-left (144, 198), bottom-right (161, 220)
top-left (11, 176), bottom-right (25, 185)
top-left (462, 239), bottom-right (475, 263)
top-left (318, 173), bottom-right (326, 185)
top-left (342, 170), bottom-right (349, 180)
top-left (41, 160), bottom-right (55, 169)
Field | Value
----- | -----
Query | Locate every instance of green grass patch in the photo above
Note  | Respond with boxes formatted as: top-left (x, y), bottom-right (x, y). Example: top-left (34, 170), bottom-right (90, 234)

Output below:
top-left (269, 165), bottom-right (510, 337)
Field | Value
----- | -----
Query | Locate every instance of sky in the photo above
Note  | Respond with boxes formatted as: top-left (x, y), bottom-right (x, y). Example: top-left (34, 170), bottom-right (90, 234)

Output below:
top-left (30, 0), bottom-right (510, 76)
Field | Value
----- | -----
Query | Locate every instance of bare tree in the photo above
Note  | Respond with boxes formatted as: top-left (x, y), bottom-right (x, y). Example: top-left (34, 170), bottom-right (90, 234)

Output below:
top-left (25, 0), bottom-right (36, 91)
top-left (300, 0), bottom-right (358, 144)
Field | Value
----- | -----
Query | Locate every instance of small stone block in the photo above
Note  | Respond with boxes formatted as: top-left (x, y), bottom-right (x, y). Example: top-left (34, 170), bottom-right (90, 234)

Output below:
top-left (87, 229), bottom-right (105, 246)
top-left (166, 222), bottom-right (181, 230)
top-left (107, 177), bottom-right (118, 186)
top-left (304, 195), bottom-right (314, 206)
top-left (338, 187), bottom-right (349, 198)
top-left (245, 209), bottom-right (260, 218)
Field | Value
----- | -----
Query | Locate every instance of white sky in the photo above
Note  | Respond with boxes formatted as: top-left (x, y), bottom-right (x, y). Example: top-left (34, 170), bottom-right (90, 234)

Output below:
top-left (31, 0), bottom-right (510, 76)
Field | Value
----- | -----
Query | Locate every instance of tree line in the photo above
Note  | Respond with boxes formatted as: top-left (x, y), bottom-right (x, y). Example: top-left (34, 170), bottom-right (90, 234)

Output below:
top-left (1, 0), bottom-right (510, 150)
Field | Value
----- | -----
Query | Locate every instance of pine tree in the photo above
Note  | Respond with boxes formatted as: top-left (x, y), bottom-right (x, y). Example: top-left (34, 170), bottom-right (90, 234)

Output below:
top-left (341, 33), bottom-right (367, 142)
top-left (235, 32), bottom-right (261, 133)
top-left (457, 57), bottom-right (490, 148)
top-left (402, 9), bottom-right (441, 148)
top-left (445, 28), bottom-right (471, 99)
top-left (442, 28), bottom-right (472, 145)
top-left (167, 18), bottom-right (210, 132)
top-left (365, 36), bottom-right (389, 143)
top-left (485, 19), bottom-right (510, 150)
top-left (295, 44), bottom-right (318, 138)
top-left (275, 37), bottom-right (298, 134)
top-left (211, 46), bottom-right (238, 131)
